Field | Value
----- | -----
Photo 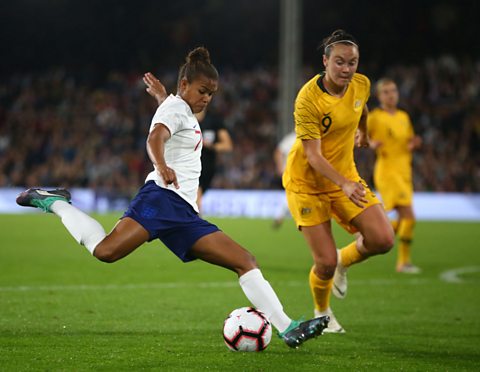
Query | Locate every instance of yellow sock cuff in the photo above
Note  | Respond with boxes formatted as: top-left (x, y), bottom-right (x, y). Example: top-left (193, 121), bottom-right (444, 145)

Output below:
top-left (398, 219), bottom-right (415, 241)
top-left (340, 241), bottom-right (365, 268)
top-left (397, 219), bottom-right (415, 266)
top-left (309, 267), bottom-right (333, 312)
top-left (309, 267), bottom-right (333, 288)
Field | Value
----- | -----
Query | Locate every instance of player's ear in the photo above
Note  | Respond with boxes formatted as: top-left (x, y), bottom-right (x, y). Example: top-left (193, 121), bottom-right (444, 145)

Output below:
top-left (322, 54), bottom-right (328, 68)
top-left (179, 77), bottom-right (189, 92)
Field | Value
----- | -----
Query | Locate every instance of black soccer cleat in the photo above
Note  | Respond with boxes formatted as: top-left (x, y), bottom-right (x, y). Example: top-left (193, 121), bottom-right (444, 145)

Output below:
top-left (280, 315), bottom-right (330, 348)
top-left (16, 188), bottom-right (71, 213)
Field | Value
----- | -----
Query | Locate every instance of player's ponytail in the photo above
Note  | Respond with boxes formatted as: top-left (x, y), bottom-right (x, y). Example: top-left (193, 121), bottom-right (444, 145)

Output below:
top-left (319, 29), bottom-right (359, 57)
top-left (186, 47), bottom-right (211, 65)
top-left (177, 46), bottom-right (219, 89)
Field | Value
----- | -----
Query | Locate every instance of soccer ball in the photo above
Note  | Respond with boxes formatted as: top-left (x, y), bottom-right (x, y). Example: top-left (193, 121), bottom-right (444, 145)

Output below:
top-left (222, 307), bottom-right (272, 352)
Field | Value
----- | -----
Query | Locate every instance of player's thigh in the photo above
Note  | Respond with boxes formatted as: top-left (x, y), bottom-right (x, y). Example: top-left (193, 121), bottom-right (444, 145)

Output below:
top-left (301, 221), bottom-right (337, 277)
top-left (94, 217), bottom-right (150, 262)
top-left (396, 205), bottom-right (415, 220)
top-left (191, 231), bottom-right (257, 275)
top-left (285, 190), bottom-right (331, 228)
top-left (330, 178), bottom-right (380, 234)
top-left (351, 204), bottom-right (394, 253)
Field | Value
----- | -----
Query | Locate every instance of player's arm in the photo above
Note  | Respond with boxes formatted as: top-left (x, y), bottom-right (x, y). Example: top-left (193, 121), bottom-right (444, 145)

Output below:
top-left (366, 111), bottom-right (383, 150)
top-left (144, 72), bottom-right (206, 122)
top-left (146, 124), bottom-right (179, 189)
top-left (408, 135), bottom-right (422, 151)
top-left (273, 147), bottom-right (285, 176)
top-left (405, 114), bottom-right (422, 151)
top-left (211, 129), bottom-right (233, 152)
top-left (302, 139), bottom-right (367, 208)
top-left (355, 104), bottom-right (370, 148)
top-left (143, 72), bottom-right (168, 106)
top-left (368, 139), bottom-right (383, 150)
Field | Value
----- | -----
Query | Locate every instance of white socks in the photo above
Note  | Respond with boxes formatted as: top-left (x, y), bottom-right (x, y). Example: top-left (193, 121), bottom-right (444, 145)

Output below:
top-left (50, 200), bottom-right (106, 254)
top-left (239, 268), bottom-right (292, 332)
top-left (48, 203), bottom-right (292, 332)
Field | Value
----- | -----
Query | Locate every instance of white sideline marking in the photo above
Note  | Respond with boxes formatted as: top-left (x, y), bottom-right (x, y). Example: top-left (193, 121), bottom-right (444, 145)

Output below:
top-left (0, 278), bottom-right (431, 293)
top-left (439, 266), bottom-right (480, 283)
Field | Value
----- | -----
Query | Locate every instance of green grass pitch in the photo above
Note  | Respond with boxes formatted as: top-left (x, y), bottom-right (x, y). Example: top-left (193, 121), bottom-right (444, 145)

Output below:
top-left (1, 214), bottom-right (479, 371)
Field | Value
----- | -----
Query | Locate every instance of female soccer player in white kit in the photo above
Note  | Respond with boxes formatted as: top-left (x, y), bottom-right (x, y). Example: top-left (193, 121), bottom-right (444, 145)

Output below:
top-left (16, 47), bottom-right (328, 348)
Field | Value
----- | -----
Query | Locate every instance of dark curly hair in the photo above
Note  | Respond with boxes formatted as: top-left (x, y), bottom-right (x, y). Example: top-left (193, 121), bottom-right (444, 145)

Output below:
top-left (177, 47), bottom-right (219, 89)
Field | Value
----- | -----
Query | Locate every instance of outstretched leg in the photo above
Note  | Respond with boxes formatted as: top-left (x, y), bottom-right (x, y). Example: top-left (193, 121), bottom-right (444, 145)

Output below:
top-left (192, 231), bottom-right (291, 330)
top-left (92, 217), bottom-right (149, 262)
top-left (53, 200), bottom-right (149, 262)
top-left (16, 188), bottom-right (149, 262)
top-left (191, 231), bottom-right (329, 347)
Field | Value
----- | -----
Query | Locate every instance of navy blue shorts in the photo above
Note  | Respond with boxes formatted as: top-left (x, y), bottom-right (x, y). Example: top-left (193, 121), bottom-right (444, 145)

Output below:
top-left (123, 181), bottom-right (220, 262)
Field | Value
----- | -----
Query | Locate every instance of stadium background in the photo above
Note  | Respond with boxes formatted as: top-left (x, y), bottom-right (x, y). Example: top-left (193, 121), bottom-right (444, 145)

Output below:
top-left (1, 2), bottom-right (480, 371)
top-left (0, 0), bottom-right (478, 205)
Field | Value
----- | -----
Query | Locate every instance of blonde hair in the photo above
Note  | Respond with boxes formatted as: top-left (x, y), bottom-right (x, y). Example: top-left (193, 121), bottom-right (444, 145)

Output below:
top-left (375, 78), bottom-right (397, 94)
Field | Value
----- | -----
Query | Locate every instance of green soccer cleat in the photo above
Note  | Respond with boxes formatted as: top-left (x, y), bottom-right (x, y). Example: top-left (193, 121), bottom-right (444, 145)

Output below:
top-left (16, 188), bottom-right (71, 213)
top-left (279, 316), bottom-right (330, 348)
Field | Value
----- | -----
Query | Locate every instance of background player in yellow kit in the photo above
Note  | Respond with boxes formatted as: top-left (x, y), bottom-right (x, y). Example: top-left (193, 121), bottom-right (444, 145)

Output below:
top-left (368, 78), bottom-right (422, 274)
top-left (283, 30), bottom-right (394, 332)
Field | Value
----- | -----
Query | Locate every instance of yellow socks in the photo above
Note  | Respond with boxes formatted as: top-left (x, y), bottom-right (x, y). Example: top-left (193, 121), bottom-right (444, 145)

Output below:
top-left (339, 241), bottom-right (367, 268)
top-left (391, 219), bottom-right (399, 234)
top-left (309, 267), bottom-right (332, 312)
top-left (397, 218), bottom-right (415, 266)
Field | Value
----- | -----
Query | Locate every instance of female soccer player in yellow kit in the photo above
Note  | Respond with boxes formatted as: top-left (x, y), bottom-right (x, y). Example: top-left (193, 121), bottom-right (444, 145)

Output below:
top-left (368, 78), bottom-right (422, 274)
top-left (283, 30), bottom-right (394, 332)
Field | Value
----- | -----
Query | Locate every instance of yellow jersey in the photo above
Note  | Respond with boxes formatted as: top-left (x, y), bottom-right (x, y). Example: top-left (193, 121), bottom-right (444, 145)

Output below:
top-left (283, 73), bottom-right (371, 193)
top-left (368, 108), bottom-right (414, 178)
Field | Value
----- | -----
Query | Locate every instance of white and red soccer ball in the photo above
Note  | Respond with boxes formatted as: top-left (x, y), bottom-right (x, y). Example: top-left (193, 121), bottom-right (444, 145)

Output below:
top-left (223, 307), bottom-right (272, 352)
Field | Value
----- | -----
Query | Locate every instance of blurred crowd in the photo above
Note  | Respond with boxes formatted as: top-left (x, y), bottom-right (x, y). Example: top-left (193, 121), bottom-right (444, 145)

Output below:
top-left (357, 55), bottom-right (480, 192)
top-left (0, 55), bottom-right (478, 198)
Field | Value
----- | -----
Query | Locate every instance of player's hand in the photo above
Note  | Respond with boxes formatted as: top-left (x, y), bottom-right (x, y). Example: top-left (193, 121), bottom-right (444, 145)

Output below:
top-left (369, 139), bottom-right (383, 149)
top-left (157, 166), bottom-right (179, 189)
top-left (408, 135), bottom-right (422, 151)
top-left (355, 130), bottom-right (369, 148)
top-left (143, 72), bottom-right (168, 105)
top-left (341, 180), bottom-right (367, 208)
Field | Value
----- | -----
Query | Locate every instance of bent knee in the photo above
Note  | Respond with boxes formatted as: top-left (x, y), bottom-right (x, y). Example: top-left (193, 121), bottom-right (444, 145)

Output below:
top-left (236, 252), bottom-right (258, 276)
top-left (313, 262), bottom-right (336, 279)
top-left (371, 234), bottom-right (395, 254)
top-left (378, 239), bottom-right (394, 254)
top-left (93, 246), bottom-right (120, 263)
top-left (243, 252), bottom-right (258, 270)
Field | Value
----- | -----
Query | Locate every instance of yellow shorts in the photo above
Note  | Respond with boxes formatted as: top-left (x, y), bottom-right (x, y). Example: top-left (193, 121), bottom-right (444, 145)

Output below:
top-left (286, 179), bottom-right (381, 234)
top-left (374, 173), bottom-right (413, 211)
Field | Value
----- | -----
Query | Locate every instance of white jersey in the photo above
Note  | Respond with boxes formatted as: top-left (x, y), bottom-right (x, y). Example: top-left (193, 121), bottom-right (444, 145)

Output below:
top-left (145, 94), bottom-right (202, 212)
